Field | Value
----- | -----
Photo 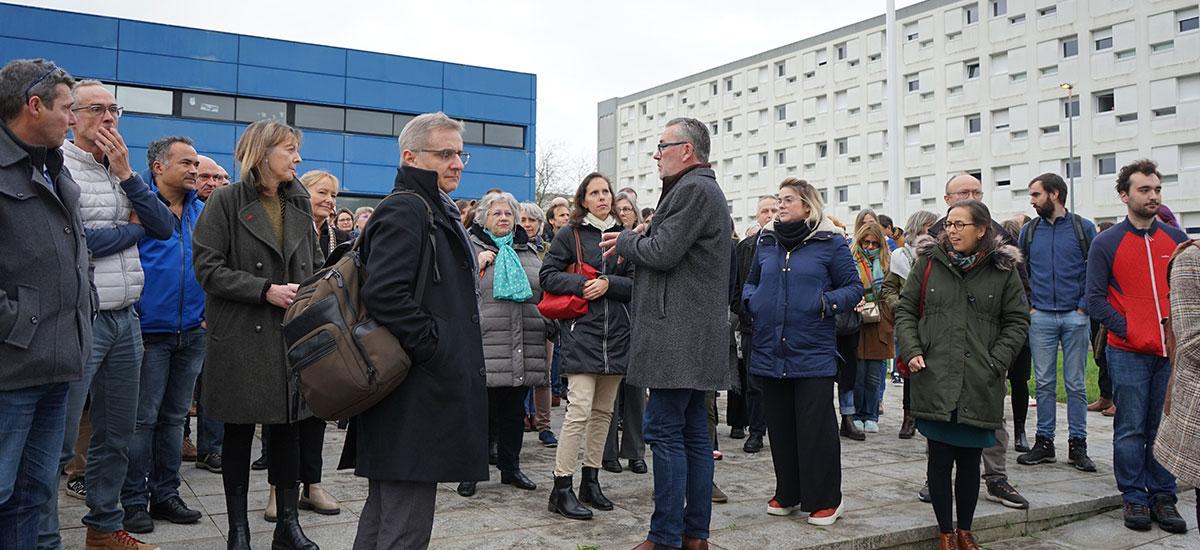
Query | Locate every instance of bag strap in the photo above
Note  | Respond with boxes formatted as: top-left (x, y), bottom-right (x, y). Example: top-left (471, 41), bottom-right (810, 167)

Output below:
top-left (359, 190), bottom-right (438, 302)
top-left (572, 227), bottom-right (584, 266)
top-left (1070, 213), bottom-right (1090, 259)
top-left (918, 257), bottom-right (934, 317)
top-left (1019, 218), bottom-right (1039, 261)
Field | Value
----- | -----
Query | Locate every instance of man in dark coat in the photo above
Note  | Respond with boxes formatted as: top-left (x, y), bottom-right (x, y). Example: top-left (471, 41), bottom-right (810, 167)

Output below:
top-left (602, 117), bottom-right (731, 550)
top-left (347, 112), bottom-right (487, 550)
top-left (0, 59), bottom-right (93, 549)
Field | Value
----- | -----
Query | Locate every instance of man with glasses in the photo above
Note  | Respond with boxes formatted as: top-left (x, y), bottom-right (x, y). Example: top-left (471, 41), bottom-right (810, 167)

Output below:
top-left (42, 79), bottom-right (171, 550)
top-left (0, 58), bottom-right (90, 550)
top-left (920, 172), bottom-right (1032, 511)
top-left (195, 155), bottom-right (229, 202)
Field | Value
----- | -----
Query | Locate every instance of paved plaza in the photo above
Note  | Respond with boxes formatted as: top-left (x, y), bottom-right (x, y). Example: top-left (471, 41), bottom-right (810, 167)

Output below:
top-left (55, 388), bottom-right (1196, 549)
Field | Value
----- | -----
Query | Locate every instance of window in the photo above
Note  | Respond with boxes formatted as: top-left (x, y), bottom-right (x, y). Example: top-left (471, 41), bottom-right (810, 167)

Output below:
top-left (820, 189), bottom-right (829, 204)
top-left (965, 60), bottom-right (981, 79)
top-left (835, 42), bottom-right (848, 60)
top-left (836, 138), bottom-right (848, 155)
top-left (115, 86), bottom-right (173, 116)
top-left (1154, 106), bottom-right (1177, 117)
top-left (994, 166), bottom-right (1011, 186)
top-left (1010, 13), bottom-right (1026, 24)
top-left (1064, 157), bottom-right (1081, 178)
top-left (904, 22), bottom-right (919, 41)
top-left (724, 118), bottom-right (734, 132)
top-left (709, 81), bottom-right (718, 95)
top-left (966, 114), bottom-right (981, 134)
top-left (1039, 5), bottom-right (1057, 17)
top-left (345, 109), bottom-right (393, 135)
top-left (709, 121), bottom-right (719, 136)
top-left (964, 5), bottom-right (979, 24)
top-left (724, 77), bottom-right (733, 92)
top-left (776, 104), bottom-right (788, 121)
top-left (834, 91), bottom-right (848, 110)
top-left (817, 142), bottom-right (828, 158)
top-left (181, 92), bottom-right (235, 121)
top-left (907, 177), bottom-right (922, 195)
top-left (816, 95), bottom-right (829, 113)
top-left (836, 186), bottom-right (849, 203)
top-left (1181, 8), bottom-right (1199, 32)
top-left (1041, 65), bottom-right (1059, 77)
top-left (991, 52), bottom-right (1008, 75)
top-left (1094, 28), bottom-right (1113, 51)
top-left (294, 104), bottom-right (345, 131)
top-left (758, 152), bottom-right (768, 168)
top-left (757, 66), bottom-right (769, 84)
top-left (639, 102), bottom-right (647, 115)
top-left (1097, 154), bottom-right (1117, 175)
top-left (776, 61), bottom-right (786, 78)
top-left (777, 149), bottom-right (787, 165)
top-left (1062, 36), bottom-right (1079, 58)
top-left (234, 98), bottom-right (286, 123)
top-left (906, 74), bottom-right (920, 92)
top-left (665, 93), bottom-right (675, 109)
top-left (816, 48), bottom-right (829, 67)
top-left (905, 124), bottom-right (920, 146)
top-left (993, 108), bottom-right (1010, 130)
top-left (1095, 91), bottom-right (1115, 113)
top-left (1041, 125), bottom-right (1060, 135)
top-left (1063, 97), bottom-right (1080, 118)
top-left (393, 114), bottom-right (415, 136)
top-left (991, 0), bottom-right (1007, 17)
top-left (459, 121), bottom-right (484, 144)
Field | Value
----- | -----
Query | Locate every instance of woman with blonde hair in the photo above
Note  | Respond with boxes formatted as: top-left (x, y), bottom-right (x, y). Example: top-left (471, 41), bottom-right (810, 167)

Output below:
top-left (193, 120), bottom-right (321, 550)
top-left (850, 221), bottom-right (894, 435)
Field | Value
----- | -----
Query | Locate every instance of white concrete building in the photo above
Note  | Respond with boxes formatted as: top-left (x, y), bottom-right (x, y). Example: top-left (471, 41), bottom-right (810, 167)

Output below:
top-left (598, 0), bottom-right (1200, 234)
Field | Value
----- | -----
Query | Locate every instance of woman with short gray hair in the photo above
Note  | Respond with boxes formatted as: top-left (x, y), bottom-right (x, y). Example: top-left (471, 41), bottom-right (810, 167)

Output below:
top-left (882, 210), bottom-right (938, 439)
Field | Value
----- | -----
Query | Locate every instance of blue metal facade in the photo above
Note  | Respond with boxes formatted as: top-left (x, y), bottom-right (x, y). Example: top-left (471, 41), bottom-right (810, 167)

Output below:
top-left (0, 2), bottom-right (536, 199)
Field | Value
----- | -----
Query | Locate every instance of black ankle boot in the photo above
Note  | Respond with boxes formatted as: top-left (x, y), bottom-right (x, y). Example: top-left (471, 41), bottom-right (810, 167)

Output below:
top-left (578, 467), bottom-right (613, 511)
top-left (1013, 422), bottom-right (1030, 452)
top-left (548, 475), bottom-right (592, 520)
top-left (272, 484), bottom-right (318, 550)
top-left (225, 484), bottom-right (251, 550)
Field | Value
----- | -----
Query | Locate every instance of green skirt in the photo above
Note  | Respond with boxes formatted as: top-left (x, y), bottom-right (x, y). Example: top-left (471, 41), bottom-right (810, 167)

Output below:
top-left (916, 418), bottom-right (996, 448)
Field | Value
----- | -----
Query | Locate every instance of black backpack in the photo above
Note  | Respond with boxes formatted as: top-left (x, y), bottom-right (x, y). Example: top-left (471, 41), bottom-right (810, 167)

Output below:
top-left (1020, 213), bottom-right (1091, 263)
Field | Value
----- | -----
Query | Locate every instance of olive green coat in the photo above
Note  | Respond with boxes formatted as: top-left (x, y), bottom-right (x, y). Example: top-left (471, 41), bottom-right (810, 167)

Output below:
top-left (192, 174), bottom-right (322, 424)
top-left (894, 235), bottom-right (1030, 431)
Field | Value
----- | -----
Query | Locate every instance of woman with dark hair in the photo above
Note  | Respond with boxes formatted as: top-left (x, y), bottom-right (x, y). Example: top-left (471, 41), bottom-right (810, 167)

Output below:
top-left (743, 178), bottom-right (861, 524)
top-left (895, 200), bottom-right (1030, 550)
top-left (541, 172), bottom-right (635, 520)
top-left (1000, 218), bottom-right (1033, 452)
top-left (193, 119), bottom-right (322, 550)
top-left (334, 208), bottom-right (354, 234)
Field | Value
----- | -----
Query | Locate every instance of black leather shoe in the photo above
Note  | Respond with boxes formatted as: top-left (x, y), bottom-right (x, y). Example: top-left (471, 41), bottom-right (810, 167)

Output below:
top-left (602, 459), bottom-right (623, 473)
top-left (501, 470), bottom-right (537, 490)
top-left (628, 459), bottom-right (648, 474)
top-left (149, 496), bottom-right (202, 524)
top-left (729, 426), bottom-right (746, 439)
top-left (548, 475), bottom-right (592, 520)
top-left (456, 481), bottom-right (477, 497)
top-left (578, 467), bottom-right (613, 511)
top-left (840, 416), bottom-right (865, 441)
top-left (123, 506), bottom-right (154, 534)
top-left (251, 454), bottom-right (268, 471)
top-left (743, 434), bottom-right (764, 453)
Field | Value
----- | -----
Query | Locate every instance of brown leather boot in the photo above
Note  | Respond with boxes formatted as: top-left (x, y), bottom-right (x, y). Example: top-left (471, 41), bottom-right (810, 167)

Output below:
top-left (899, 413), bottom-right (916, 439)
top-left (631, 540), bottom-right (678, 550)
top-left (682, 535), bottom-right (709, 550)
top-left (1087, 397), bottom-right (1113, 412)
top-left (937, 532), bottom-right (959, 550)
top-left (954, 529), bottom-right (979, 550)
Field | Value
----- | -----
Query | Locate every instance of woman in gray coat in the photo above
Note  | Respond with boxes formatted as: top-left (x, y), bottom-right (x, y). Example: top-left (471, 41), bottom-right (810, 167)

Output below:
top-left (456, 191), bottom-right (548, 498)
top-left (192, 120), bottom-right (321, 550)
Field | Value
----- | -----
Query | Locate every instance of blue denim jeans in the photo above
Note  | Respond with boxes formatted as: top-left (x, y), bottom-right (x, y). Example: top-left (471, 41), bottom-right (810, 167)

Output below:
top-left (1107, 348), bottom-right (1176, 506)
top-left (1029, 310), bottom-right (1090, 440)
top-left (838, 390), bottom-right (855, 416)
top-left (0, 383), bottom-right (68, 550)
top-left (122, 328), bottom-right (206, 508)
top-left (643, 389), bottom-right (713, 547)
top-left (195, 376), bottom-right (223, 456)
top-left (854, 360), bottom-right (884, 422)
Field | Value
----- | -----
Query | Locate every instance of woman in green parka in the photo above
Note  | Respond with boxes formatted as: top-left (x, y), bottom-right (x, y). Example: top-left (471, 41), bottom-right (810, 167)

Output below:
top-left (894, 200), bottom-right (1030, 550)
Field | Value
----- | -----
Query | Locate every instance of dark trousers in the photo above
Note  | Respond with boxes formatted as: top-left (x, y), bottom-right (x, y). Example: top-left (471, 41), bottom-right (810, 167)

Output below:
top-left (759, 376), bottom-right (841, 512)
top-left (262, 416), bottom-right (326, 484)
top-left (927, 439), bottom-right (983, 533)
top-left (223, 422), bottom-right (302, 494)
top-left (353, 479), bottom-right (436, 550)
top-left (487, 386), bottom-right (527, 473)
top-left (604, 381), bottom-right (646, 461)
top-left (1091, 319), bottom-right (1112, 400)
top-left (1009, 344), bottom-right (1031, 428)
top-left (727, 349), bottom-right (767, 437)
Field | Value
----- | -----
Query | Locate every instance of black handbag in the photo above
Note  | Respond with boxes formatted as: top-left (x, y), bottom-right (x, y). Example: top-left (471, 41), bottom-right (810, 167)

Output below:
top-left (835, 309), bottom-right (862, 336)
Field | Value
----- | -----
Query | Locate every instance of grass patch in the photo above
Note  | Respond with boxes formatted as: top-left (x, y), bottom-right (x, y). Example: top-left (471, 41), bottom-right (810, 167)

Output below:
top-left (1023, 353), bottom-right (1100, 404)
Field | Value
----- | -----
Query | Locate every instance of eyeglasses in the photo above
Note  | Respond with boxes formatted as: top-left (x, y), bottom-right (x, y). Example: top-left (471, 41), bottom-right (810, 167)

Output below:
top-left (860, 240), bottom-right (881, 249)
top-left (71, 104), bottom-right (124, 118)
top-left (488, 210), bottom-right (514, 218)
top-left (653, 141), bottom-right (688, 155)
top-left (943, 221), bottom-right (979, 232)
top-left (949, 190), bottom-right (984, 199)
top-left (198, 173), bottom-right (230, 182)
top-left (419, 149), bottom-right (470, 166)
top-left (23, 63), bottom-right (62, 100)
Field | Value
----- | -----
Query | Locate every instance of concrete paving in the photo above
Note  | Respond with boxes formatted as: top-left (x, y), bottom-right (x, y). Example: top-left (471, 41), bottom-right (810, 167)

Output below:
top-left (55, 385), bottom-right (1197, 549)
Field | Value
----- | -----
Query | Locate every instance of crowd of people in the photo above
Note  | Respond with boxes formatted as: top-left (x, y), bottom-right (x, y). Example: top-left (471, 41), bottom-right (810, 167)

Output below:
top-left (1, 55), bottom-right (1198, 550)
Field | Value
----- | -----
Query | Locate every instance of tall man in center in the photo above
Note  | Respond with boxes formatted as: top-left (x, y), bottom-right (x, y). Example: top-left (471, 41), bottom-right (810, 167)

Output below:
top-left (601, 117), bottom-right (731, 550)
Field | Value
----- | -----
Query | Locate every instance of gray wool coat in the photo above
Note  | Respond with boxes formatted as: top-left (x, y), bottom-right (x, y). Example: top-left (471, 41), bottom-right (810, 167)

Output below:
top-left (192, 173), bottom-right (322, 424)
top-left (615, 165), bottom-right (732, 391)
top-left (469, 225), bottom-right (549, 388)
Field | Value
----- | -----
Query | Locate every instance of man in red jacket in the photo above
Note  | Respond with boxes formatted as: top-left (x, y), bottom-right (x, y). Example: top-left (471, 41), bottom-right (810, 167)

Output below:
top-left (1086, 159), bottom-right (1188, 534)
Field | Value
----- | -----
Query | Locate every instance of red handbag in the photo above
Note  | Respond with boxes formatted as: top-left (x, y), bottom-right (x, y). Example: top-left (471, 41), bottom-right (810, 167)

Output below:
top-left (538, 228), bottom-right (598, 320)
top-left (896, 258), bottom-right (934, 379)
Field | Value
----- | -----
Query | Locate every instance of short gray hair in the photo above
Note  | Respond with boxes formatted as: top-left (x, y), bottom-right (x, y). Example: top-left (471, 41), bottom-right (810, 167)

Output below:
top-left (146, 136), bottom-right (194, 170)
top-left (398, 112), bottom-right (464, 157)
top-left (614, 191), bottom-right (643, 226)
top-left (475, 191), bottom-right (523, 228)
top-left (666, 117), bottom-right (710, 163)
top-left (0, 58), bottom-right (75, 122)
top-left (520, 201), bottom-right (546, 225)
top-left (70, 79), bottom-right (108, 104)
top-left (903, 210), bottom-right (940, 239)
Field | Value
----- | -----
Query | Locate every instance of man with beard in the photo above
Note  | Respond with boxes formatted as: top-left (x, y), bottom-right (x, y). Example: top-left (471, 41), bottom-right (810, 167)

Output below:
top-left (1016, 173), bottom-right (1097, 472)
top-left (1086, 159), bottom-right (1189, 533)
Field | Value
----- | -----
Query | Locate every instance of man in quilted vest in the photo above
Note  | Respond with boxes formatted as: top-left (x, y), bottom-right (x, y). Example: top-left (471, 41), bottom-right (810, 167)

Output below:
top-left (39, 80), bottom-right (171, 550)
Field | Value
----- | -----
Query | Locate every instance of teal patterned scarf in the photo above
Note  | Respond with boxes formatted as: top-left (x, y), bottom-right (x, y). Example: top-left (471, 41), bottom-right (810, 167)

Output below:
top-left (945, 247), bottom-right (981, 272)
top-left (486, 229), bottom-right (533, 302)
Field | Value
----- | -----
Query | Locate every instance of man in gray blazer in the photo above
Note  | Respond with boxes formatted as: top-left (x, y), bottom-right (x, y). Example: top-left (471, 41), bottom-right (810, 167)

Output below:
top-left (602, 117), bottom-right (731, 550)
top-left (0, 58), bottom-right (92, 550)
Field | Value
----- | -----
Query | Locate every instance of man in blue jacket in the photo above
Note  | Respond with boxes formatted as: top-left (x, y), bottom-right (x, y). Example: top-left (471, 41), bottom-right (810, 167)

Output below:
top-left (1017, 173), bottom-right (1097, 472)
top-left (120, 136), bottom-right (207, 534)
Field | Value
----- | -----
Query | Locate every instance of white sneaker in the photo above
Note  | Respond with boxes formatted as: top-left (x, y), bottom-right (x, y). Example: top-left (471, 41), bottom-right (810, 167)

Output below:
top-left (864, 420), bottom-right (879, 433)
top-left (852, 420), bottom-right (864, 432)
top-left (807, 501), bottom-right (844, 526)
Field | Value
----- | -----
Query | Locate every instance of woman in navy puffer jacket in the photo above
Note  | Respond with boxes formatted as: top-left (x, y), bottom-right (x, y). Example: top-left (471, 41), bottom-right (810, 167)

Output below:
top-left (742, 178), bottom-right (862, 525)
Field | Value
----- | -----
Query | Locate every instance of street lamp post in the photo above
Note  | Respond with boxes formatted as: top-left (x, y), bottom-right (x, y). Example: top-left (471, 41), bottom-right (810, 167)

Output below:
top-left (1061, 82), bottom-right (1075, 214)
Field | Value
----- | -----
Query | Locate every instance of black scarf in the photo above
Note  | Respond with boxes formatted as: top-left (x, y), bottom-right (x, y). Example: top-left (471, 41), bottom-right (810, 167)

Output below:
top-left (657, 163), bottom-right (708, 207)
top-left (773, 220), bottom-right (814, 251)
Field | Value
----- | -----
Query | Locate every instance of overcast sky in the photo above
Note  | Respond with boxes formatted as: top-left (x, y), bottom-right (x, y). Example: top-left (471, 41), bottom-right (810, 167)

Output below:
top-left (17, 0), bottom-right (921, 163)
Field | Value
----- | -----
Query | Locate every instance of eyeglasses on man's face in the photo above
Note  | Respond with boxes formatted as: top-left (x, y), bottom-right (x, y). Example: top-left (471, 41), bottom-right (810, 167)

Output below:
top-left (943, 220), bottom-right (978, 232)
top-left (420, 149), bottom-right (470, 166)
top-left (949, 189), bottom-right (984, 199)
top-left (198, 173), bottom-right (230, 182)
top-left (71, 104), bottom-right (124, 118)
top-left (652, 141), bottom-right (688, 156)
